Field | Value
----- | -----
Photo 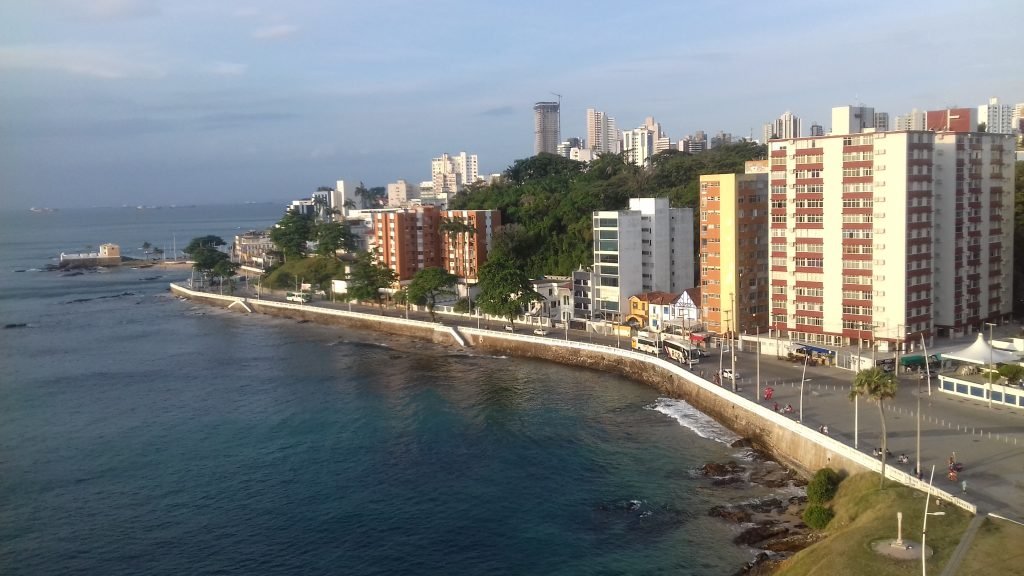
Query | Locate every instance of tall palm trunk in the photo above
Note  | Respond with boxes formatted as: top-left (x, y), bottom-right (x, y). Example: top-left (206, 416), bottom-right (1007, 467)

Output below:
top-left (878, 400), bottom-right (887, 488)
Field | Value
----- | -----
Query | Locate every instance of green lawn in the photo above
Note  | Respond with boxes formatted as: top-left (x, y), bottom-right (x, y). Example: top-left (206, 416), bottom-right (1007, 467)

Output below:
top-left (957, 517), bottom-right (1024, 575)
top-left (776, 472), bottom-right (971, 576)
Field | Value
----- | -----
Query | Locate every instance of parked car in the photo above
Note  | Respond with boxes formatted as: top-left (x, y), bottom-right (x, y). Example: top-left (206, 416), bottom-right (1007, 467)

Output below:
top-left (504, 325), bottom-right (515, 332)
top-left (721, 368), bottom-right (740, 380)
top-left (533, 328), bottom-right (549, 336)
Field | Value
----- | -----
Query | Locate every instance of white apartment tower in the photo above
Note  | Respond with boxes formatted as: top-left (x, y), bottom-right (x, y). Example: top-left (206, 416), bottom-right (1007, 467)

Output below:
top-left (592, 197), bottom-right (694, 320)
top-left (763, 111), bottom-right (802, 143)
top-left (586, 108), bottom-right (620, 154)
top-left (766, 108), bottom-right (1014, 350)
top-left (386, 179), bottom-right (419, 207)
top-left (978, 97), bottom-right (1014, 134)
top-left (622, 127), bottom-right (655, 166)
top-left (831, 106), bottom-right (875, 135)
top-left (431, 152), bottom-right (478, 195)
top-left (895, 109), bottom-right (926, 131)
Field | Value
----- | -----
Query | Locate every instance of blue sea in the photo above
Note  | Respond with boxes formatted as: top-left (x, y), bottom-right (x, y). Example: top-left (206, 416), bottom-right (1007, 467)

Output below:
top-left (0, 205), bottom-right (770, 575)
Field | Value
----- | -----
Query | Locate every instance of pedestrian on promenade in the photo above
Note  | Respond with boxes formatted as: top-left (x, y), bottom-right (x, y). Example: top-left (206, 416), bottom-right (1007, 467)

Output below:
top-left (961, 480), bottom-right (968, 494)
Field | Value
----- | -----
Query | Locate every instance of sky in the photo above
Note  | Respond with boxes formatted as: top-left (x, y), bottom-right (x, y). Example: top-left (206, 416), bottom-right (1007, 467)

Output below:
top-left (1, 0), bottom-right (1022, 209)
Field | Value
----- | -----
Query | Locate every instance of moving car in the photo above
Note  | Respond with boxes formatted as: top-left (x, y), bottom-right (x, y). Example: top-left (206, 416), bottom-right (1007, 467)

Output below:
top-left (533, 328), bottom-right (549, 336)
top-left (721, 368), bottom-right (740, 380)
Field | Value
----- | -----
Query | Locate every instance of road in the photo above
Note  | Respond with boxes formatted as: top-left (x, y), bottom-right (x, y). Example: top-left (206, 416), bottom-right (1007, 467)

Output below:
top-left (242, 286), bottom-right (1024, 522)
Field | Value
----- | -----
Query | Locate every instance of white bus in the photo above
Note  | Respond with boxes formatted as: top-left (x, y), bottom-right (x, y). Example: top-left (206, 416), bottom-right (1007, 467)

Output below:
top-left (286, 291), bottom-right (311, 303)
top-left (631, 335), bottom-right (661, 355)
top-left (663, 339), bottom-right (699, 365)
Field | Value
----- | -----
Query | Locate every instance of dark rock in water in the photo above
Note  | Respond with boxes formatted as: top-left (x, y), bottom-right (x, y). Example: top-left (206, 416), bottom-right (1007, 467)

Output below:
top-left (700, 461), bottom-right (746, 476)
top-left (732, 552), bottom-right (779, 576)
top-left (4, 323), bottom-right (28, 329)
top-left (61, 271), bottom-right (84, 277)
top-left (14, 269), bottom-right (26, 273)
top-left (708, 505), bottom-right (752, 524)
top-left (712, 475), bottom-right (745, 487)
top-left (734, 522), bottom-right (789, 546)
top-left (730, 438), bottom-right (754, 448)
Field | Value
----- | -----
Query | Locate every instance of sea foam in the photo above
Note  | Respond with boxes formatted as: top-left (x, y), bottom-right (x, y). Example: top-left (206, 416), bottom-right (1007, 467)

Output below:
top-left (647, 397), bottom-right (739, 445)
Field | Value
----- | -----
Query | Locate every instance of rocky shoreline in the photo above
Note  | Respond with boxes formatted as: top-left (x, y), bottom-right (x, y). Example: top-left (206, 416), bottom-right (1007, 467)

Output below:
top-left (700, 439), bottom-right (825, 575)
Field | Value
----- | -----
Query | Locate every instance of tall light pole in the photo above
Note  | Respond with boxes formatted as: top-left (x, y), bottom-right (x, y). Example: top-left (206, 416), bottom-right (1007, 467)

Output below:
top-left (984, 322), bottom-right (996, 409)
top-left (921, 465), bottom-right (944, 576)
top-left (910, 330), bottom-right (921, 480)
top-left (799, 349), bottom-right (810, 423)
top-left (756, 316), bottom-right (762, 403)
top-left (921, 332), bottom-right (932, 396)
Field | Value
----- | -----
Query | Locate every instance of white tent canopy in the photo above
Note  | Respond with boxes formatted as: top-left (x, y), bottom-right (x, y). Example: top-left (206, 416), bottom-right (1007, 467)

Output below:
top-left (942, 333), bottom-right (1020, 365)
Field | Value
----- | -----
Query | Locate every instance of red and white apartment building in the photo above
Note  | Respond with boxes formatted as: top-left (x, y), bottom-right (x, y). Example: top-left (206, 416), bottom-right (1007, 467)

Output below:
top-left (766, 106), bottom-right (1014, 350)
top-left (362, 206), bottom-right (501, 283)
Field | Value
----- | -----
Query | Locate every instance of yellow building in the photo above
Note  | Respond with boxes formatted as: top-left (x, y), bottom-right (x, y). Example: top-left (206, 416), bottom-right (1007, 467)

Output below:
top-left (698, 173), bottom-right (769, 336)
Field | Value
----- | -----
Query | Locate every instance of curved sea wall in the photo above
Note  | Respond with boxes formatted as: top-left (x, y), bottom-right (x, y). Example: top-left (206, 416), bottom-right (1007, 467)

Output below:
top-left (170, 284), bottom-right (975, 513)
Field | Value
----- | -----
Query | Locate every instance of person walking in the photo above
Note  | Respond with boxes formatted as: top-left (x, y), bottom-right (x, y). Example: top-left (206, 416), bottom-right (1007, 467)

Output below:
top-left (961, 479), bottom-right (968, 494)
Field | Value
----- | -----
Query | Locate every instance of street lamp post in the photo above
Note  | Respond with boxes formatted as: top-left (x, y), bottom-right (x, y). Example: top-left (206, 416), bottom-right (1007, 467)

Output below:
top-left (756, 321), bottom-right (762, 403)
top-left (984, 322), bottom-right (996, 409)
top-left (799, 349), bottom-right (810, 423)
top-left (921, 465), bottom-right (945, 576)
top-left (910, 331), bottom-right (921, 479)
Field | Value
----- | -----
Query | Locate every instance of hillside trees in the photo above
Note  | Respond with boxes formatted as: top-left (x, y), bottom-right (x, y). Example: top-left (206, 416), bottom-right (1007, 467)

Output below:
top-left (449, 142), bottom-right (765, 277)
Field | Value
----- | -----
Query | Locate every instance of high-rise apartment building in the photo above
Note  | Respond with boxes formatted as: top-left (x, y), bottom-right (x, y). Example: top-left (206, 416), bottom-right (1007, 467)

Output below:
top-left (586, 108), bottom-right (620, 154)
top-left (874, 112), bottom-right (890, 132)
top-left (763, 111), bottom-right (802, 143)
top-left (809, 123), bottom-right (825, 137)
top-left (698, 173), bottom-right (769, 336)
top-left (534, 101), bottom-right (561, 155)
top-left (441, 209), bottom-right (502, 282)
top-left (832, 106), bottom-right (875, 135)
top-left (386, 179), bottom-right (419, 207)
top-left (591, 198), bottom-right (694, 320)
top-left (622, 127), bottom-right (655, 166)
top-left (978, 97), bottom-right (1014, 134)
top-left (362, 206), bottom-right (501, 282)
top-left (764, 107), bottom-right (1014, 350)
top-left (895, 109), bottom-right (926, 131)
top-left (431, 152), bottom-right (478, 195)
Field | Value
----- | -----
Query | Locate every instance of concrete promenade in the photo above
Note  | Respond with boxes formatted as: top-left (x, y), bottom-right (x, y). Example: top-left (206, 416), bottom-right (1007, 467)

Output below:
top-left (179, 284), bottom-right (1024, 523)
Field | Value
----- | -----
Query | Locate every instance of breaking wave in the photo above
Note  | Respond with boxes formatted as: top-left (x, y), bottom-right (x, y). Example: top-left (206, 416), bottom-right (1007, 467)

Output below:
top-left (646, 397), bottom-right (739, 445)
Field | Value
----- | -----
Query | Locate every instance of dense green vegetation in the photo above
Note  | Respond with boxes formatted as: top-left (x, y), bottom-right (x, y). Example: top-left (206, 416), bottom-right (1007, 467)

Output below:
top-left (803, 467), bottom-right (842, 530)
top-left (183, 235), bottom-right (237, 285)
top-left (449, 143), bottom-right (766, 277)
top-left (265, 256), bottom-right (345, 291)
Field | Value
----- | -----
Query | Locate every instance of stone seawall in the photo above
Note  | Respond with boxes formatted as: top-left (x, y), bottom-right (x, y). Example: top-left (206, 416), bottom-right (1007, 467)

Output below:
top-left (169, 283), bottom-right (975, 513)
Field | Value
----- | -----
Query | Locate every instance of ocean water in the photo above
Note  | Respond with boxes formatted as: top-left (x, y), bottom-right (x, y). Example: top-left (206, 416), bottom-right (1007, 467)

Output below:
top-left (1, 205), bottom-right (763, 575)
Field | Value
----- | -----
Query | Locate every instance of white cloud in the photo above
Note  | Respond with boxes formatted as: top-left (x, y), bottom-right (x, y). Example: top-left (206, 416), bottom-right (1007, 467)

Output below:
top-left (0, 45), bottom-right (166, 79)
top-left (251, 24), bottom-right (298, 40)
top-left (205, 61), bottom-right (248, 76)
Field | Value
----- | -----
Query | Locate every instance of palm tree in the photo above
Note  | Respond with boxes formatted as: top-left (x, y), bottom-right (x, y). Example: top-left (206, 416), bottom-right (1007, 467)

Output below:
top-left (850, 367), bottom-right (898, 488)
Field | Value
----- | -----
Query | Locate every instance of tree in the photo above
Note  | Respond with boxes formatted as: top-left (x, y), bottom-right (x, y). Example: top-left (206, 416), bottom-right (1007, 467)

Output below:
top-left (345, 251), bottom-right (397, 307)
top-left (476, 253), bottom-right (541, 327)
top-left (316, 221), bottom-right (356, 256)
top-left (269, 209), bottom-right (314, 261)
top-left (849, 367), bottom-right (898, 488)
top-left (183, 235), bottom-right (235, 286)
top-left (407, 267), bottom-right (458, 322)
top-left (142, 241), bottom-right (152, 258)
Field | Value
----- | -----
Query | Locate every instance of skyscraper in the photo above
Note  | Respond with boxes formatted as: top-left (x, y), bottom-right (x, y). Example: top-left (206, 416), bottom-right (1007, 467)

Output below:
top-left (762, 111), bottom-right (802, 143)
top-left (586, 108), bottom-right (620, 154)
top-left (534, 101), bottom-right (560, 155)
top-left (978, 97), bottom-right (1013, 134)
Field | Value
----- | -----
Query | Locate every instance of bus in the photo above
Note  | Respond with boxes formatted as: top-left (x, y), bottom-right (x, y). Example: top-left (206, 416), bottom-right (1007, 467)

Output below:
top-left (631, 335), bottom-right (661, 355)
top-left (286, 291), bottom-right (311, 303)
top-left (663, 339), bottom-right (698, 365)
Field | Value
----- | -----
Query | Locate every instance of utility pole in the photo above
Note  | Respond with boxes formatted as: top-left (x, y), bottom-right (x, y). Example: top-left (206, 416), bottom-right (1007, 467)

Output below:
top-left (984, 322), bottom-right (997, 409)
top-left (921, 332), bottom-right (932, 395)
top-left (732, 290), bottom-right (739, 392)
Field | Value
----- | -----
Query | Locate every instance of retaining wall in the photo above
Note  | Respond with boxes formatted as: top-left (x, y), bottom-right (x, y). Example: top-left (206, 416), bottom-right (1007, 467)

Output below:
top-left (170, 283), bottom-right (976, 514)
